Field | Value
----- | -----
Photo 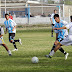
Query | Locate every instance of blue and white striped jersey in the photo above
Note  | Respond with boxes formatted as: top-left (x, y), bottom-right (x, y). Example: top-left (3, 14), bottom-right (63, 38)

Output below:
top-left (54, 20), bottom-right (68, 39)
top-left (4, 19), bottom-right (17, 33)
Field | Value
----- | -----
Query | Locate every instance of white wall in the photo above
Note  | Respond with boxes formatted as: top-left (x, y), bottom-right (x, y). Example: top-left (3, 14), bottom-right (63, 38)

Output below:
top-left (0, 17), bottom-right (51, 25)
top-left (0, 16), bottom-right (70, 25)
top-left (0, 17), bottom-right (69, 25)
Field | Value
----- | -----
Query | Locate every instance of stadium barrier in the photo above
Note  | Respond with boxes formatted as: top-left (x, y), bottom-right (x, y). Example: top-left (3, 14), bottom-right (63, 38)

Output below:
top-left (0, 17), bottom-right (51, 25)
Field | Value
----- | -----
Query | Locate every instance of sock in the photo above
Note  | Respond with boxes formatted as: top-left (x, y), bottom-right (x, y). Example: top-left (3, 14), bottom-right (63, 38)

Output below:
top-left (14, 40), bottom-right (19, 42)
top-left (59, 47), bottom-right (67, 55)
top-left (51, 44), bottom-right (55, 51)
top-left (8, 50), bottom-right (11, 54)
top-left (49, 44), bottom-right (55, 56)
top-left (13, 42), bottom-right (17, 49)
top-left (49, 50), bottom-right (55, 57)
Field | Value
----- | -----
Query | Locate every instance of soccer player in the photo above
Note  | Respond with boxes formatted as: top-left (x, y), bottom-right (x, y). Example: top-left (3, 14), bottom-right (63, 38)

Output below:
top-left (9, 13), bottom-right (13, 20)
top-left (0, 26), bottom-right (12, 56)
top-left (50, 9), bottom-right (57, 25)
top-left (45, 14), bottom-right (69, 60)
top-left (4, 13), bottom-right (22, 51)
top-left (50, 9), bottom-right (57, 37)
top-left (52, 16), bottom-right (72, 59)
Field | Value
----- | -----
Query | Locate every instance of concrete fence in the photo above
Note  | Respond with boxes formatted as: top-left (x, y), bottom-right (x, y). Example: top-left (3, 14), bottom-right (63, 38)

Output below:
top-left (0, 17), bottom-right (70, 25)
top-left (0, 17), bottom-right (51, 25)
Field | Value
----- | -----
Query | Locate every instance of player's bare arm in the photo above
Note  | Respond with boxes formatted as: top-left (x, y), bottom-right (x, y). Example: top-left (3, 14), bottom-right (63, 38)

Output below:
top-left (12, 26), bottom-right (16, 31)
top-left (53, 26), bottom-right (67, 30)
top-left (5, 28), bottom-right (7, 34)
top-left (50, 18), bottom-right (53, 24)
top-left (0, 35), bottom-right (3, 37)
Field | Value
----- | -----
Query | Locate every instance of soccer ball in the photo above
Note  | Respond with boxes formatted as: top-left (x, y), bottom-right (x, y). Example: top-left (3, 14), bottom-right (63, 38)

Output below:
top-left (31, 57), bottom-right (39, 63)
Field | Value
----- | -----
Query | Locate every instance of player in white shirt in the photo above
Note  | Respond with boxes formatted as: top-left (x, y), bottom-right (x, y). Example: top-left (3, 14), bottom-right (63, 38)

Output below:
top-left (50, 16), bottom-right (72, 60)
top-left (50, 9), bottom-right (57, 25)
top-left (50, 9), bottom-right (57, 37)
top-left (0, 26), bottom-right (12, 56)
top-left (4, 14), bottom-right (22, 51)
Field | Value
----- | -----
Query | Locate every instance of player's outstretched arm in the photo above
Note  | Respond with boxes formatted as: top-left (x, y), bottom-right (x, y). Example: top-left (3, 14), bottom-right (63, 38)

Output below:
top-left (12, 26), bottom-right (16, 31)
top-left (0, 35), bottom-right (3, 37)
top-left (50, 18), bottom-right (53, 24)
top-left (53, 26), bottom-right (67, 30)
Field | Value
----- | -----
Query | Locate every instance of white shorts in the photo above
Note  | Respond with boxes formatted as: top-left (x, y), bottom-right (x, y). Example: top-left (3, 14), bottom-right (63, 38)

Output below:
top-left (60, 36), bottom-right (72, 46)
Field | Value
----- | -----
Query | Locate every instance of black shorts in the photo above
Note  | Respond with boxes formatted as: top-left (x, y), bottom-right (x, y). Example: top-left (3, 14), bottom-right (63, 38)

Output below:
top-left (9, 33), bottom-right (15, 42)
top-left (57, 38), bottom-right (64, 42)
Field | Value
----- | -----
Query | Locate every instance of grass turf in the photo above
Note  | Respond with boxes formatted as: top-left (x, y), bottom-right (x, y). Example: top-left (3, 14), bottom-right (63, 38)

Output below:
top-left (0, 27), bottom-right (72, 72)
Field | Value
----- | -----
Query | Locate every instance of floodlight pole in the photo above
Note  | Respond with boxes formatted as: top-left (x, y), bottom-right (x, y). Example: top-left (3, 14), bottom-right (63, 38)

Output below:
top-left (59, 6), bottom-right (61, 18)
top-left (63, 0), bottom-right (65, 20)
top-left (0, 0), bottom-right (1, 18)
top-left (28, 5), bottom-right (30, 24)
top-left (26, 1), bottom-right (30, 24)
top-left (5, 0), bottom-right (6, 13)
top-left (42, 1), bottom-right (43, 15)
top-left (56, 6), bottom-right (61, 18)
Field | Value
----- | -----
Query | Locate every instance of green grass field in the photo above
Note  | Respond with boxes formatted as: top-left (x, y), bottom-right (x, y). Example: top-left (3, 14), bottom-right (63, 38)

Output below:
top-left (0, 27), bottom-right (72, 72)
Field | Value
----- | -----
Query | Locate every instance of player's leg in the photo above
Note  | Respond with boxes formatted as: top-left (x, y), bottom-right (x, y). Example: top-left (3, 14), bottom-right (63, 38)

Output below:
top-left (45, 38), bottom-right (68, 58)
top-left (51, 38), bottom-right (67, 55)
top-left (57, 46), bottom-right (69, 60)
top-left (46, 43), bottom-right (61, 57)
top-left (47, 41), bottom-right (60, 57)
top-left (60, 38), bottom-right (71, 60)
top-left (58, 38), bottom-right (69, 60)
top-left (45, 40), bottom-right (59, 58)
top-left (47, 42), bottom-right (67, 58)
top-left (11, 33), bottom-right (22, 45)
top-left (9, 33), bottom-right (18, 51)
top-left (1, 38), bottom-right (12, 56)
top-left (58, 38), bottom-right (67, 55)
top-left (48, 39), bottom-right (69, 59)
top-left (59, 47), bottom-right (67, 55)
top-left (45, 41), bottom-right (57, 58)
top-left (54, 39), bottom-right (69, 60)
top-left (2, 44), bottom-right (12, 56)
top-left (14, 38), bottom-right (22, 45)
top-left (50, 44), bottom-right (66, 55)
top-left (54, 43), bottom-right (61, 52)
top-left (45, 41), bottom-right (68, 59)
top-left (45, 42), bottom-right (62, 58)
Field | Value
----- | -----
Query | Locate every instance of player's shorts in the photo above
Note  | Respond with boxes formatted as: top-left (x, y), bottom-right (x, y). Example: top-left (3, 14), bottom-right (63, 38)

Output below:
top-left (57, 38), bottom-right (64, 42)
top-left (9, 33), bottom-right (15, 42)
top-left (60, 36), bottom-right (72, 46)
top-left (0, 38), bottom-right (5, 44)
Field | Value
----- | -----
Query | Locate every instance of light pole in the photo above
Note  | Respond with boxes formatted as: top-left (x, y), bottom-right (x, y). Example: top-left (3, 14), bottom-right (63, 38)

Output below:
top-left (42, 0), bottom-right (43, 15)
top-left (5, 0), bottom-right (6, 13)
top-left (26, 0), bottom-right (30, 24)
top-left (63, 0), bottom-right (65, 20)
top-left (0, 0), bottom-right (1, 18)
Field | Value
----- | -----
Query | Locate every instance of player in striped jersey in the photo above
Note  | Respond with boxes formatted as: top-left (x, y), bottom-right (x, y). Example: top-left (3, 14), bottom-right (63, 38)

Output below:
top-left (4, 14), bottom-right (22, 51)
top-left (52, 16), bottom-right (72, 59)
top-left (45, 14), bottom-right (69, 60)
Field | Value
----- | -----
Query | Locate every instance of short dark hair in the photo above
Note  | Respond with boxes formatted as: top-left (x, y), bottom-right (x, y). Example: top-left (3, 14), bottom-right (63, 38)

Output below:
top-left (5, 13), bottom-right (9, 17)
top-left (54, 9), bottom-right (57, 12)
top-left (70, 16), bottom-right (72, 21)
top-left (9, 13), bottom-right (11, 14)
top-left (54, 14), bottom-right (59, 19)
